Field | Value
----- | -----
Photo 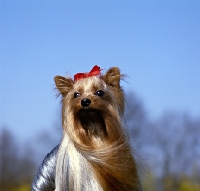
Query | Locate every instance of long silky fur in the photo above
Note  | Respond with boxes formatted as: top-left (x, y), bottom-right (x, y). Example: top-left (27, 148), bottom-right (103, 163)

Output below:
top-left (55, 68), bottom-right (141, 191)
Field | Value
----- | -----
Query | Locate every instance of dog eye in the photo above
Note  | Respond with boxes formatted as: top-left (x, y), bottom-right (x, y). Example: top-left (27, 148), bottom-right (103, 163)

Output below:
top-left (94, 90), bottom-right (104, 97)
top-left (74, 92), bottom-right (80, 98)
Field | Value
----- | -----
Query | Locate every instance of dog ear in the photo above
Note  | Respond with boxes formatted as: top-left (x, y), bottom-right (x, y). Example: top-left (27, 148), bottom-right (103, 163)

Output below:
top-left (102, 67), bottom-right (121, 87)
top-left (54, 76), bottom-right (74, 97)
top-left (102, 67), bottom-right (125, 114)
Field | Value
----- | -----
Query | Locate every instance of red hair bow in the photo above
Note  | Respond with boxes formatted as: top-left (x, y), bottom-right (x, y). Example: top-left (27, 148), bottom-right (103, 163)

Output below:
top-left (74, 65), bottom-right (102, 81)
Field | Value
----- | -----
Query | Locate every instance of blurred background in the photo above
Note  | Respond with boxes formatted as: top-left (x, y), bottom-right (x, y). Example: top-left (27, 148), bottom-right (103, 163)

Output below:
top-left (0, 0), bottom-right (200, 190)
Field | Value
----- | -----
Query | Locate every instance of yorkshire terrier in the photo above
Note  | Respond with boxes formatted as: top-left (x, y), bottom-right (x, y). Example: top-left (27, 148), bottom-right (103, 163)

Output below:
top-left (54, 65), bottom-right (142, 191)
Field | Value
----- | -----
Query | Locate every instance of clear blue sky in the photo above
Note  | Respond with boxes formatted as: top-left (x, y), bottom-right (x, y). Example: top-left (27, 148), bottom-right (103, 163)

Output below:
top-left (0, 0), bottom-right (200, 142)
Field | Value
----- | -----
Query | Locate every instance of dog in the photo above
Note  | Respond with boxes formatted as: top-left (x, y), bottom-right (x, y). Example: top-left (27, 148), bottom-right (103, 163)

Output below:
top-left (54, 65), bottom-right (142, 191)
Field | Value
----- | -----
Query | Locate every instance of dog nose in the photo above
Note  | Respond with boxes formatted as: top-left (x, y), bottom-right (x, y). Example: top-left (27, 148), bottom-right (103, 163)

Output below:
top-left (81, 98), bottom-right (91, 107)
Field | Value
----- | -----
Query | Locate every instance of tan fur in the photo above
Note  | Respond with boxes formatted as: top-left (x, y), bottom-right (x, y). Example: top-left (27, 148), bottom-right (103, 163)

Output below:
top-left (54, 67), bottom-right (141, 191)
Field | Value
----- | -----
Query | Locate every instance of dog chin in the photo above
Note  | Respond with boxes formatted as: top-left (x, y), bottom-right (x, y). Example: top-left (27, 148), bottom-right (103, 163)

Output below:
top-left (76, 109), bottom-right (107, 137)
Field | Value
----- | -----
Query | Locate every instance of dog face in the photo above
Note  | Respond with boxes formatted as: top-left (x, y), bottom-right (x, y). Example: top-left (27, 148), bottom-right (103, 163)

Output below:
top-left (54, 67), bottom-right (125, 146)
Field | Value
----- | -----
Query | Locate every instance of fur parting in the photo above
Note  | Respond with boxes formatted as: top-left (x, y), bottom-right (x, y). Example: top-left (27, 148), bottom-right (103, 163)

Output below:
top-left (56, 132), bottom-right (103, 191)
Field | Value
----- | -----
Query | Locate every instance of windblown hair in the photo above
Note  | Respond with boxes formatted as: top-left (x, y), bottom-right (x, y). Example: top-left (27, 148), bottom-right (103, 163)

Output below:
top-left (54, 67), bottom-right (141, 191)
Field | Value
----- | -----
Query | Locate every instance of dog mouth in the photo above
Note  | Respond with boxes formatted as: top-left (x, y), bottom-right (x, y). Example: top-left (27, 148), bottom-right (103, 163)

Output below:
top-left (77, 109), bottom-right (107, 137)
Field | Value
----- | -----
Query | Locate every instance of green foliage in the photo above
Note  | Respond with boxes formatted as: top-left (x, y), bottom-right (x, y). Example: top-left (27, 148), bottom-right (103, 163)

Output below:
top-left (141, 170), bottom-right (157, 191)
top-left (10, 183), bottom-right (31, 191)
top-left (179, 176), bottom-right (200, 191)
top-left (161, 174), bottom-right (200, 191)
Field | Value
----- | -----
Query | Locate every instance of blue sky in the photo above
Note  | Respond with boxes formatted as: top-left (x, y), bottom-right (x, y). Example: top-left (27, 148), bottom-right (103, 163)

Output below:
top-left (0, 0), bottom-right (200, 142)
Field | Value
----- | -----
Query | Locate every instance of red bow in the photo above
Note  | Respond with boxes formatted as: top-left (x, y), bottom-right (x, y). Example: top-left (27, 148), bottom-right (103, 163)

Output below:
top-left (74, 65), bottom-right (102, 81)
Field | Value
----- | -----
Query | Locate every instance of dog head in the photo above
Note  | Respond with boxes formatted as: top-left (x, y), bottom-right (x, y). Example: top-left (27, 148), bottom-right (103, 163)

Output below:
top-left (54, 66), bottom-right (125, 146)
